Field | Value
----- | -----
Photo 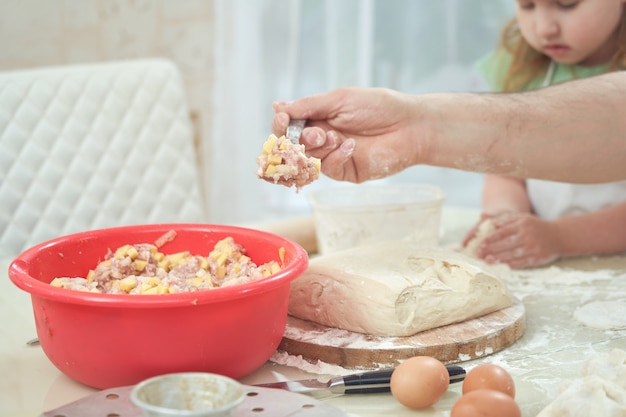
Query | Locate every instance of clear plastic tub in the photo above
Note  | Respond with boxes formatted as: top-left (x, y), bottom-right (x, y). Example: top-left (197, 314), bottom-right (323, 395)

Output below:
top-left (308, 184), bottom-right (445, 254)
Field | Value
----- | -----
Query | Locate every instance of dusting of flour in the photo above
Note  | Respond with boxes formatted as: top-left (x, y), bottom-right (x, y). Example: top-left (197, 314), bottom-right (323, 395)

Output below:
top-left (270, 351), bottom-right (354, 376)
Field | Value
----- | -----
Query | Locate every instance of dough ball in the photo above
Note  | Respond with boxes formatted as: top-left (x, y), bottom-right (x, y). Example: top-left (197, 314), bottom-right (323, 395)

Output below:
top-left (574, 301), bottom-right (626, 330)
top-left (582, 349), bottom-right (626, 390)
top-left (288, 242), bottom-right (512, 336)
top-left (536, 375), bottom-right (626, 417)
top-left (463, 218), bottom-right (496, 257)
top-left (537, 349), bottom-right (626, 417)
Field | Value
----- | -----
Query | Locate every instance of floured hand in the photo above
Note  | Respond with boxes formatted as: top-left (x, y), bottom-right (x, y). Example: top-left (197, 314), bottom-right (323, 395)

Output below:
top-left (462, 212), bottom-right (560, 269)
top-left (272, 87), bottom-right (420, 183)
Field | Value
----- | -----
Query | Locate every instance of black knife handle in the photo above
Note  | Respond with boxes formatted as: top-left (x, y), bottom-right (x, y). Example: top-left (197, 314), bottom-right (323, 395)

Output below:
top-left (342, 364), bottom-right (466, 394)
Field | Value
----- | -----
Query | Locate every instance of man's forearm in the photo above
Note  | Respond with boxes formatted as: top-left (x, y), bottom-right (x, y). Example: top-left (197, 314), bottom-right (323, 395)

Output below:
top-left (418, 71), bottom-right (626, 183)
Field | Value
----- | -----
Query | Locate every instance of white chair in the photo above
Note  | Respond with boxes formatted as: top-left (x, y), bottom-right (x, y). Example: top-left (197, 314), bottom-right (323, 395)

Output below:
top-left (0, 59), bottom-right (207, 259)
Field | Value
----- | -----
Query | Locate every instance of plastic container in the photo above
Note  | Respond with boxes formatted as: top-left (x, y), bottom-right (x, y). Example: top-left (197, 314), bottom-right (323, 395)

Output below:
top-left (308, 184), bottom-right (445, 254)
top-left (131, 372), bottom-right (245, 417)
top-left (8, 224), bottom-right (308, 389)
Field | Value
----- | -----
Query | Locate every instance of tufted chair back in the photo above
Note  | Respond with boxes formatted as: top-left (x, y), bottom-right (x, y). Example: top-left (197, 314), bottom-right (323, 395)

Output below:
top-left (0, 59), bottom-right (207, 259)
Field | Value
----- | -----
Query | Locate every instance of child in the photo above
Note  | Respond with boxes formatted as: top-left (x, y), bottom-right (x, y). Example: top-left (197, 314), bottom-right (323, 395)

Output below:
top-left (463, 0), bottom-right (626, 269)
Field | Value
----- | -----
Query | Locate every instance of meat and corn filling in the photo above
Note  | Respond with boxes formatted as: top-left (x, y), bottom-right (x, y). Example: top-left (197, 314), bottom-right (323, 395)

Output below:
top-left (50, 235), bottom-right (285, 294)
top-left (257, 134), bottom-right (321, 191)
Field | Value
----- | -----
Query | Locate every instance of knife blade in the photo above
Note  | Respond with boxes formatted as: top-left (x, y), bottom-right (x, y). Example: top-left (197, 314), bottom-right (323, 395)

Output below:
top-left (253, 364), bottom-right (465, 397)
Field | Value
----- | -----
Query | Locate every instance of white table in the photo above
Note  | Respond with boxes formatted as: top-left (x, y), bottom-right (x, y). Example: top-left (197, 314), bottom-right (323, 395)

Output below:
top-left (2, 207), bottom-right (625, 417)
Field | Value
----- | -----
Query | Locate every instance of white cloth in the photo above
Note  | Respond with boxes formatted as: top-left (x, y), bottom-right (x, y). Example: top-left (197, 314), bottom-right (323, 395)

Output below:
top-left (528, 179), bottom-right (626, 220)
top-left (528, 62), bottom-right (626, 220)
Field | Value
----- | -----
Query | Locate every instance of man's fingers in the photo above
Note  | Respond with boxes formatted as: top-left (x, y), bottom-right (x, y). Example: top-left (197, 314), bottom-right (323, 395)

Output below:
top-left (271, 112), bottom-right (290, 136)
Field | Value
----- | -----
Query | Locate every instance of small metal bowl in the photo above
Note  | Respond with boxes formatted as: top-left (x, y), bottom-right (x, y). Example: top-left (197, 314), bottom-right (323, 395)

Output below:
top-left (130, 372), bottom-right (245, 417)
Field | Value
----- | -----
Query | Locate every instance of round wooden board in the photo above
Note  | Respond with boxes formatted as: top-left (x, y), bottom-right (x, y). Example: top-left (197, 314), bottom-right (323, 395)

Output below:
top-left (278, 297), bottom-right (525, 369)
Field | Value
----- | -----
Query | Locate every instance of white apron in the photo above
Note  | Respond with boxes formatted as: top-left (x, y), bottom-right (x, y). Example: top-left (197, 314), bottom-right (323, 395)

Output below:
top-left (528, 179), bottom-right (626, 220)
top-left (527, 62), bottom-right (626, 220)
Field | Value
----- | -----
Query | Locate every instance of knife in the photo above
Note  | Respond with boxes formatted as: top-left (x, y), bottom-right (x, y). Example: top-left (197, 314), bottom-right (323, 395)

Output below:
top-left (253, 364), bottom-right (465, 397)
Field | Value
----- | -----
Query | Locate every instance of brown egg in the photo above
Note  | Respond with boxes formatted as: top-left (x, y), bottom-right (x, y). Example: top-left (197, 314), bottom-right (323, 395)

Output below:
top-left (462, 363), bottom-right (516, 398)
top-left (451, 389), bottom-right (521, 417)
top-left (390, 356), bottom-right (450, 409)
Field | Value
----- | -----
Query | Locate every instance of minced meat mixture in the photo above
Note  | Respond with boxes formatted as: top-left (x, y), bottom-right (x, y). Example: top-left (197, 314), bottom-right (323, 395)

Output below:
top-left (257, 134), bottom-right (320, 191)
top-left (50, 233), bottom-right (284, 294)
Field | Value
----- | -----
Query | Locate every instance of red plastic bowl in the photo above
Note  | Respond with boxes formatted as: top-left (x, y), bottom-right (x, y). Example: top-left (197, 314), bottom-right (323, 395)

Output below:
top-left (8, 224), bottom-right (308, 389)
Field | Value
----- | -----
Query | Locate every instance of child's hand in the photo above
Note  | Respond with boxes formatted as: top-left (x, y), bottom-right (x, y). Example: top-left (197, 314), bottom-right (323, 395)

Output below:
top-left (462, 213), bottom-right (496, 248)
top-left (472, 212), bottom-right (561, 269)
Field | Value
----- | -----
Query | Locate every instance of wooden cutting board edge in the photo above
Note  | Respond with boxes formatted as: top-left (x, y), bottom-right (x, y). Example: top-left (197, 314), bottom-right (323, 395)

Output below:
top-left (277, 298), bottom-right (526, 369)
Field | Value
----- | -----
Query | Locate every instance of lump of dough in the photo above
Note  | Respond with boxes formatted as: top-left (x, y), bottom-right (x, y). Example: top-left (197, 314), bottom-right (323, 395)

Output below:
top-left (574, 300), bottom-right (626, 330)
top-left (288, 242), bottom-right (513, 337)
top-left (537, 349), bottom-right (626, 417)
top-left (582, 348), bottom-right (626, 390)
top-left (536, 376), bottom-right (626, 417)
top-left (462, 218), bottom-right (496, 257)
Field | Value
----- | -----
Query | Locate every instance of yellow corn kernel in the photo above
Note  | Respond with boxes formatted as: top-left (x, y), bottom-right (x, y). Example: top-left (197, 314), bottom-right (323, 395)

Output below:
top-left (262, 134), bottom-right (278, 154)
top-left (98, 260), bottom-right (112, 268)
top-left (198, 257), bottom-right (209, 270)
top-left (134, 259), bottom-right (148, 272)
top-left (267, 154), bottom-right (283, 165)
top-left (153, 252), bottom-right (165, 262)
top-left (216, 252), bottom-right (229, 267)
top-left (127, 246), bottom-right (139, 259)
top-left (119, 276), bottom-right (138, 292)
top-left (314, 158), bottom-right (321, 172)
top-left (213, 237), bottom-right (235, 252)
top-left (278, 140), bottom-right (290, 150)
top-left (114, 245), bottom-right (132, 259)
top-left (215, 265), bottom-right (226, 279)
top-left (50, 278), bottom-right (64, 287)
top-left (146, 277), bottom-right (161, 286)
top-left (186, 277), bottom-right (204, 288)
top-left (259, 260), bottom-right (281, 277)
top-left (278, 247), bottom-right (285, 263)
top-left (142, 284), bottom-right (168, 294)
top-left (166, 252), bottom-right (189, 268)
top-left (156, 284), bottom-right (169, 294)
top-left (138, 277), bottom-right (161, 293)
top-left (86, 270), bottom-right (95, 282)
top-left (265, 165), bottom-right (278, 175)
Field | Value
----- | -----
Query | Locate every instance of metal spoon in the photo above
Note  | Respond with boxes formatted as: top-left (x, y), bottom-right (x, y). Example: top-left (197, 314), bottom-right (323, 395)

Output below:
top-left (286, 119), bottom-right (306, 144)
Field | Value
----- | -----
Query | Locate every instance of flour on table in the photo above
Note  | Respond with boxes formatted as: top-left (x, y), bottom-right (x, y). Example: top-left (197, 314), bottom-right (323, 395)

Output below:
top-left (288, 242), bottom-right (512, 337)
top-left (574, 300), bottom-right (626, 330)
top-left (537, 349), bottom-right (626, 417)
